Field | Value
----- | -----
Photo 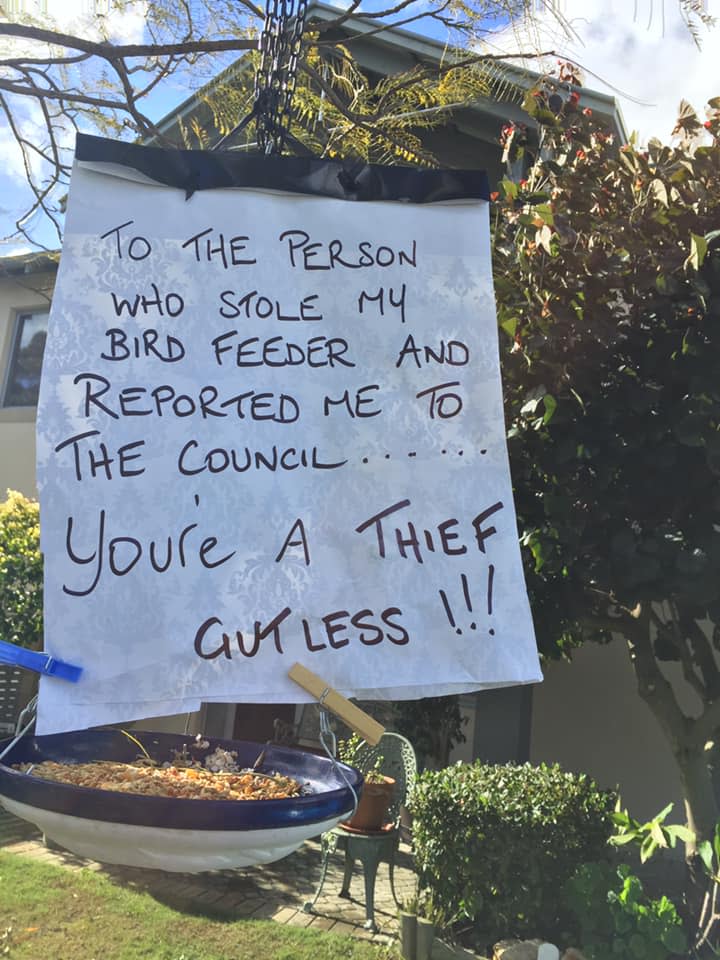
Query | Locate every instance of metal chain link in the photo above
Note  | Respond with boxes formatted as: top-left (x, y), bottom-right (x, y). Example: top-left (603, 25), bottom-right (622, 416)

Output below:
top-left (254, 0), bottom-right (309, 154)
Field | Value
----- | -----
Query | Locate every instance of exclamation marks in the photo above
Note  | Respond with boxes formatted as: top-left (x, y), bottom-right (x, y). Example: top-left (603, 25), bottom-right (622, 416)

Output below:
top-left (460, 573), bottom-right (475, 631)
top-left (439, 565), bottom-right (495, 636)
top-left (487, 563), bottom-right (495, 636)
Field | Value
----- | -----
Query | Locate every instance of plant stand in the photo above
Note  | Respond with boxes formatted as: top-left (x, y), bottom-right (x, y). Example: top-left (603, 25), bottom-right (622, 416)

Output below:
top-left (416, 917), bottom-right (435, 960)
top-left (399, 911), bottom-right (417, 960)
top-left (0, 665), bottom-right (37, 737)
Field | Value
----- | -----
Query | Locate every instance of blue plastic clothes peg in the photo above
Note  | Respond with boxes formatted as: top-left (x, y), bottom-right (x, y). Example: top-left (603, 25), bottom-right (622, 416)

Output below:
top-left (0, 639), bottom-right (82, 682)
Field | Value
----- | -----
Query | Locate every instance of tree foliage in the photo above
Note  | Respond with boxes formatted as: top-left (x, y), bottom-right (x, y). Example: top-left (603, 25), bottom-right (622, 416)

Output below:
top-left (0, 0), bottom-right (552, 247)
top-left (493, 86), bottom-right (720, 848)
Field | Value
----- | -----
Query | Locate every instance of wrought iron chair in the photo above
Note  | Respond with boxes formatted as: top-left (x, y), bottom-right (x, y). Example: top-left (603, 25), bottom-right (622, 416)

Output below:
top-left (304, 731), bottom-right (417, 931)
top-left (0, 666), bottom-right (36, 737)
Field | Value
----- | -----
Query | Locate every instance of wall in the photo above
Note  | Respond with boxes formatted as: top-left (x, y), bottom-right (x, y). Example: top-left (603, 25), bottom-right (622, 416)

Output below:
top-left (0, 268), bottom-right (54, 499)
top-left (529, 638), bottom-right (696, 822)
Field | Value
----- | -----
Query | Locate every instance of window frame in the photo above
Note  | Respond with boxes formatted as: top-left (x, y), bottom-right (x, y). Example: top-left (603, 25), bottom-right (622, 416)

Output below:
top-left (1, 307), bottom-right (49, 409)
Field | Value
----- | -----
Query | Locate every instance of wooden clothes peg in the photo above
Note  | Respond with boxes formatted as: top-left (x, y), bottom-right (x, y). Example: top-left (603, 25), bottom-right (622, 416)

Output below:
top-left (288, 663), bottom-right (385, 746)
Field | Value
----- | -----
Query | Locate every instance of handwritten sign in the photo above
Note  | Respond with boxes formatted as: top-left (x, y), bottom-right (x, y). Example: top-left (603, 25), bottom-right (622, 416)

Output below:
top-left (35, 140), bottom-right (541, 735)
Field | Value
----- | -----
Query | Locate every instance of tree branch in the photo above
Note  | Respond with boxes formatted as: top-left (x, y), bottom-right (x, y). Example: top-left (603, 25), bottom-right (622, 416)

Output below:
top-left (0, 76), bottom-right (134, 111)
top-left (0, 23), bottom-right (258, 59)
top-left (300, 58), bottom-right (439, 165)
top-left (621, 606), bottom-right (692, 751)
top-left (692, 697), bottom-right (720, 747)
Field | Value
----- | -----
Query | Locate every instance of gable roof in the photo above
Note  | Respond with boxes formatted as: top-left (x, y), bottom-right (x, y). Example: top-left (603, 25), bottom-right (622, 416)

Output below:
top-left (152, 1), bottom-right (627, 155)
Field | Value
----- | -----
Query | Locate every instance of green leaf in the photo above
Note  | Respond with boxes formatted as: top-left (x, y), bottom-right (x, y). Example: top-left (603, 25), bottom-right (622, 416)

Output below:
top-left (536, 224), bottom-right (554, 254)
top-left (699, 839), bottom-right (714, 874)
top-left (629, 932), bottom-right (647, 958)
top-left (660, 925), bottom-right (687, 953)
top-left (640, 835), bottom-right (657, 863)
top-left (610, 833), bottom-right (640, 846)
top-left (500, 178), bottom-right (518, 201)
top-left (650, 179), bottom-right (668, 206)
top-left (666, 824), bottom-right (694, 845)
top-left (542, 394), bottom-right (557, 425)
top-left (500, 316), bottom-right (518, 338)
top-left (713, 820), bottom-right (720, 864)
top-left (686, 232), bottom-right (708, 271)
top-left (649, 822), bottom-right (667, 848)
top-left (653, 803), bottom-right (674, 822)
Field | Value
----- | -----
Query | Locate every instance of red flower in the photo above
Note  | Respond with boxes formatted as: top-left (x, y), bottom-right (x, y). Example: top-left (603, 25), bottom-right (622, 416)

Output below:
top-left (583, 107), bottom-right (593, 117)
top-left (705, 120), bottom-right (713, 129)
top-left (490, 191), bottom-right (500, 201)
top-left (519, 179), bottom-right (528, 188)
top-left (576, 149), bottom-right (586, 160)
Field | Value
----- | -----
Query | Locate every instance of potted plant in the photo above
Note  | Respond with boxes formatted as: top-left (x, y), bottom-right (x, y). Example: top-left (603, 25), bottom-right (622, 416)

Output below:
top-left (398, 890), bottom-right (419, 960)
top-left (415, 890), bottom-right (449, 960)
top-left (337, 734), bottom-right (396, 831)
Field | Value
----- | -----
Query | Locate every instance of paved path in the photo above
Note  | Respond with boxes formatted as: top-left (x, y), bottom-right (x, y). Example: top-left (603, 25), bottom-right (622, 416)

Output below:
top-left (0, 807), bottom-right (417, 944)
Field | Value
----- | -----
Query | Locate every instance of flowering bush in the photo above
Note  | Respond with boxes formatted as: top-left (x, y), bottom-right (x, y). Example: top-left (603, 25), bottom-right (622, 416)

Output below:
top-left (0, 490), bottom-right (42, 649)
top-left (492, 84), bottom-right (720, 885)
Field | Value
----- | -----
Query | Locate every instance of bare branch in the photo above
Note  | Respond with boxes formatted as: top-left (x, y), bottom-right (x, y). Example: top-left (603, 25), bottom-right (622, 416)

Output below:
top-left (0, 22), bottom-right (257, 59)
top-left (0, 76), bottom-right (136, 111)
top-left (0, 52), bottom-right (91, 68)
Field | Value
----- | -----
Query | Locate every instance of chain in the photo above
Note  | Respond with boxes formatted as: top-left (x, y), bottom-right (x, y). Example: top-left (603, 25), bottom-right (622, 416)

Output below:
top-left (254, 0), bottom-right (309, 155)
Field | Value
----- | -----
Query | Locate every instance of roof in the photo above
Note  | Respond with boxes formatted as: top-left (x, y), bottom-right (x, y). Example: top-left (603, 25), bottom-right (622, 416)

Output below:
top-left (0, 251), bottom-right (59, 277)
top-left (153, 1), bottom-right (627, 147)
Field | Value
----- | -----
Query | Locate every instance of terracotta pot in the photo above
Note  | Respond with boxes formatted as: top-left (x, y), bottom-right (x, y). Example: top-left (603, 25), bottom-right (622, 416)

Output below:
top-left (343, 775), bottom-right (395, 831)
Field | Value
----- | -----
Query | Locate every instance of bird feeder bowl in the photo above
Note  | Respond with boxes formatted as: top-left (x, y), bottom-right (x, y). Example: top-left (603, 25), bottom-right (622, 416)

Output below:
top-left (0, 728), bottom-right (362, 872)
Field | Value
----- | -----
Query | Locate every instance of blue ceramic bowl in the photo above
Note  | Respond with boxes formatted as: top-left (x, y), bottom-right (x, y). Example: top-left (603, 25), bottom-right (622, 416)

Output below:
top-left (0, 729), bottom-right (363, 871)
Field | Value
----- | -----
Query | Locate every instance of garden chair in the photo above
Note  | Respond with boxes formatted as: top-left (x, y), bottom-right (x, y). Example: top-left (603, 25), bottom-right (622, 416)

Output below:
top-left (304, 731), bottom-right (417, 932)
top-left (0, 666), bottom-right (36, 737)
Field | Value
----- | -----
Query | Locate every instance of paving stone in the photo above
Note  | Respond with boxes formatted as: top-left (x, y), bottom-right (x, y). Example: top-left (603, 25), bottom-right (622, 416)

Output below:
top-left (250, 902), bottom-right (280, 919)
top-left (271, 906), bottom-right (297, 924)
top-left (0, 808), bottom-right (451, 947)
top-left (194, 887), bottom-right (232, 906)
top-left (286, 910), bottom-right (314, 928)
top-left (2, 840), bottom-right (42, 855)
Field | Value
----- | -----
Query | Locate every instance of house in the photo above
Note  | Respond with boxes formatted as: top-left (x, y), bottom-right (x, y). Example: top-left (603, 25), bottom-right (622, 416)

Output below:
top-left (0, 252), bottom-right (54, 496)
top-left (0, 4), bottom-right (683, 821)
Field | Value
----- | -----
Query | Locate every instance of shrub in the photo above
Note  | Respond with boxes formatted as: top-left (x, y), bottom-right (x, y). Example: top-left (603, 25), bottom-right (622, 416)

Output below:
top-left (562, 861), bottom-right (687, 960)
top-left (0, 490), bottom-right (43, 649)
top-left (409, 761), bottom-right (616, 941)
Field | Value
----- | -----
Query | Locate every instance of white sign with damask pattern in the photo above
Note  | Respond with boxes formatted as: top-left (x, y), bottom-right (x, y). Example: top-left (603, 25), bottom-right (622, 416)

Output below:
top-left (35, 157), bottom-right (541, 734)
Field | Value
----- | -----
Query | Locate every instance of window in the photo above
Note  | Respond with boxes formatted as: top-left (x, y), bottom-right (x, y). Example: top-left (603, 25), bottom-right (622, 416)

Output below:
top-left (3, 310), bottom-right (49, 407)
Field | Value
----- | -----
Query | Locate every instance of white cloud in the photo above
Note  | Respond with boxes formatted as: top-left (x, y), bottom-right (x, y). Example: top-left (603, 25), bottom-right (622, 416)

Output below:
top-left (0, 1), bottom-right (148, 243)
top-left (0, 0), bottom-right (147, 48)
top-left (491, 0), bottom-right (720, 143)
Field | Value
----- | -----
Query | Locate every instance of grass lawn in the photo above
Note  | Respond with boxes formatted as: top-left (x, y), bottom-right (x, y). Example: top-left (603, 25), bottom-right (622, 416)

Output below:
top-left (0, 852), bottom-right (399, 960)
